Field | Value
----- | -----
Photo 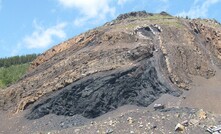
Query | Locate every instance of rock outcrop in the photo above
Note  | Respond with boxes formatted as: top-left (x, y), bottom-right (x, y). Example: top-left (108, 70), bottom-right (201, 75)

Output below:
top-left (0, 11), bottom-right (221, 120)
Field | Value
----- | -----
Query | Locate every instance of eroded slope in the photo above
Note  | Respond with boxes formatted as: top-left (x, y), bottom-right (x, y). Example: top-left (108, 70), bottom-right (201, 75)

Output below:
top-left (0, 11), bottom-right (221, 120)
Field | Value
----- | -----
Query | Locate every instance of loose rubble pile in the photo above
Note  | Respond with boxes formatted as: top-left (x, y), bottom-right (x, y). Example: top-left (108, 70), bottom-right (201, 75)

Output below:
top-left (31, 107), bottom-right (221, 134)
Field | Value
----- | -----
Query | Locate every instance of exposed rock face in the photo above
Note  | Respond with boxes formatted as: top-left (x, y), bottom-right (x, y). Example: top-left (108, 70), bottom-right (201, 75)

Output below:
top-left (26, 61), bottom-right (179, 119)
top-left (29, 31), bottom-right (97, 70)
top-left (0, 11), bottom-right (221, 120)
top-left (116, 11), bottom-right (153, 20)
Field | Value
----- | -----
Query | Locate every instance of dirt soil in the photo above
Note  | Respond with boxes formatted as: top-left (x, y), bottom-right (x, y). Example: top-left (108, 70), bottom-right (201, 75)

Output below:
top-left (181, 66), bottom-right (221, 114)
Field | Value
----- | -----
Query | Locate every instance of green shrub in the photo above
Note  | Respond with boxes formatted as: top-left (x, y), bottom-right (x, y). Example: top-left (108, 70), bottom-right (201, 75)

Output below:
top-left (0, 63), bottom-right (29, 89)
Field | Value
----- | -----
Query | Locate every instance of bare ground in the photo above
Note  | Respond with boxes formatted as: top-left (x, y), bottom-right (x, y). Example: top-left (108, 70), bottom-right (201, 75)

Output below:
top-left (181, 67), bottom-right (221, 114)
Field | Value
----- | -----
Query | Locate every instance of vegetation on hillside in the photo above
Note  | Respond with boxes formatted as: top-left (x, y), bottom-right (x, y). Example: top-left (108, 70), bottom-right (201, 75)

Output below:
top-left (0, 54), bottom-right (39, 89)
top-left (0, 54), bottom-right (38, 68)
top-left (0, 64), bottom-right (29, 88)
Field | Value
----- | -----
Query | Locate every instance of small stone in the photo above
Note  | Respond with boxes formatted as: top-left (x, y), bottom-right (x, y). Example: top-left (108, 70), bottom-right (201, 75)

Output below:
top-left (197, 109), bottom-right (207, 119)
top-left (139, 124), bottom-right (144, 128)
top-left (161, 116), bottom-right (166, 120)
top-left (189, 119), bottom-right (199, 126)
top-left (181, 120), bottom-right (189, 126)
top-left (60, 122), bottom-right (65, 127)
top-left (127, 117), bottom-right (134, 124)
top-left (152, 125), bottom-right (157, 129)
top-left (74, 129), bottom-right (80, 133)
top-left (130, 130), bottom-right (135, 133)
top-left (106, 128), bottom-right (113, 134)
top-left (175, 123), bottom-right (185, 131)
top-left (153, 104), bottom-right (165, 110)
top-left (109, 120), bottom-right (113, 126)
top-left (175, 114), bottom-right (180, 118)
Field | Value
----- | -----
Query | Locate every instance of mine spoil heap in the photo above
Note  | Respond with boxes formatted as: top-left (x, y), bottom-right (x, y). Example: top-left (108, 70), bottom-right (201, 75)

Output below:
top-left (0, 11), bottom-right (221, 122)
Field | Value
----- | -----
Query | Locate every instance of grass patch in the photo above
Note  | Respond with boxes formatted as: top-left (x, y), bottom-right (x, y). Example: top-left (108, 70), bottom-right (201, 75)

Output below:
top-left (116, 23), bottom-right (138, 29)
top-left (115, 15), bottom-right (182, 30)
top-left (117, 20), bottom-right (183, 30)
top-left (157, 20), bottom-right (184, 28)
top-left (145, 15), bottom-right (174, 20)
top-left (0, 63), bottom-right (29, 89)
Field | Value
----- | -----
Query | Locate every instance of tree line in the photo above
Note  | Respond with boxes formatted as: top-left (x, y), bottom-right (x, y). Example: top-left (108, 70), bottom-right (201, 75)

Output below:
top-left (0, 54), bottom-right (39, 68)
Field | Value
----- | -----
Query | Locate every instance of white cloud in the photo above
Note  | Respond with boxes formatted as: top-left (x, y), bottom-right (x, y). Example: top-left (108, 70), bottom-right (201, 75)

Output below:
top-left (58, 0), bottom-right (115, 18)
top-left (117, 0), bottom-right (128, 5)
top-left (57, 0), bottom-right (115, 25)
top-left (178, 0), bottom-right (220, 18)
top-left (23, 21), bottom-right (67, 49)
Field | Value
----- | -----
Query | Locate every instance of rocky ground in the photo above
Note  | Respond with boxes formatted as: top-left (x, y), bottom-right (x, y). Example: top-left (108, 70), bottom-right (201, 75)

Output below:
top-left (1, 101), bottom-right (221, 134)
top-left (50, 107), bottom-right (221, 134)
top-left (1, 11), bottom-right (221, 134)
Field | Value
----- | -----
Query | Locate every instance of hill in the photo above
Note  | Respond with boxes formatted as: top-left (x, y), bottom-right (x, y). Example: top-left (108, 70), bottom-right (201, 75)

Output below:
top-left (1, 11), bottom-right (221, 134)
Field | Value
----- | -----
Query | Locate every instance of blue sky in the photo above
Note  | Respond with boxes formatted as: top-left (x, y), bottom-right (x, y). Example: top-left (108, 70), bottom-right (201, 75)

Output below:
top-left (0, 0), bottom-right (221, 58)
